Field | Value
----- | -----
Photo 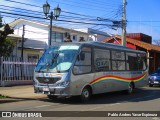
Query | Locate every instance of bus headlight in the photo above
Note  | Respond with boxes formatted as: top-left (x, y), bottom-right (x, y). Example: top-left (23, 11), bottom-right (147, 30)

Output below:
top-left (56, 81), bottom-right (70, 87)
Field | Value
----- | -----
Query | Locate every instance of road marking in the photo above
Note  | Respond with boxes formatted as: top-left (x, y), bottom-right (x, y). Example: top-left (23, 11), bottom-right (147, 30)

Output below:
top-left (152, 117), bottom-right (160, 120)
top-left (109, 103), bottom-right (121, 106)
top-left (19, 105), bottom-right (52, 111)
top-left (80, 103), bottom-right (121, 111)
top-left (18, 102), bottom-right (70, 111)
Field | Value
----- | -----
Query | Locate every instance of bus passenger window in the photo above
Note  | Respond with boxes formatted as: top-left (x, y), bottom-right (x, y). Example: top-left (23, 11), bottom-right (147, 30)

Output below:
top-left (73, 47), bottom-right (91, 74)
top-left (137, 54), bottom-right (147, 70)
top-left (94, 48), bottom-right (110, 71)
top-left (111, 51), bottom-right (125, 71)
top-left (77, 52), bottom-right (85, 61)
top-left (126, 52), bottom-right (138, 71)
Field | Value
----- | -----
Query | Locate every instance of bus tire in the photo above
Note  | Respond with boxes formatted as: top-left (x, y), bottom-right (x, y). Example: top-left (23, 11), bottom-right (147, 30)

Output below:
top-left (80, 87), bottom-right (92, 101)
top-left (126, 82), bottom-right (134, 94)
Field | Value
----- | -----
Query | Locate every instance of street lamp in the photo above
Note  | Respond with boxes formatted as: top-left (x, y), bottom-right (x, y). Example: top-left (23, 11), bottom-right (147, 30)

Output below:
top-left (43, 2), bottom-right (61, 47)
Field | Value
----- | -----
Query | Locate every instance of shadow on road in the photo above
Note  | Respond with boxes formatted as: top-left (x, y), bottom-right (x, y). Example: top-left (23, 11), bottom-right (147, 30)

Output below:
top-left (1, 86), bottom-right (160, 105)
top-left (39, 86), bottom-right (160, 105)
top-left (0, 97), bottom-right (45, 104)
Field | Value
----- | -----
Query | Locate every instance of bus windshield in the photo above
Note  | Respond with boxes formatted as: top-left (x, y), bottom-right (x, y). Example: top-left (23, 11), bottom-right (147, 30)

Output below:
top-left (35, 45), bottom-right (79, 73)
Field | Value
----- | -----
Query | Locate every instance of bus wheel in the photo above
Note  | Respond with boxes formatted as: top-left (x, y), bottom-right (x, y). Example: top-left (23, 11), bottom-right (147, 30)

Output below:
top-left (47, 95), bottom-right (57, 100)
top-left (81, 87), bottom-right (91, 101)
top-left (126, 82), bottom-right (134, 94)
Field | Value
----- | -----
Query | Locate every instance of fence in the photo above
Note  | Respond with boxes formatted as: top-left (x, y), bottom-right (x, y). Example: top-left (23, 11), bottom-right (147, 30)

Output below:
top-left (0, 57), bottom-right (37, 86)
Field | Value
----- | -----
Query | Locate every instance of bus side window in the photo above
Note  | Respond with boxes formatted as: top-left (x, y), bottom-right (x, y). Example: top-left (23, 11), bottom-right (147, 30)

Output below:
top-left (77, 52), bottom-right (85, 61)
top-left (111, 51), bottom-right (125, 71)
top-left (73, 47), bottom-right (91, 75)
top-left (137, 54), bottom-right (147, 70)
top-left (94, 48), bottom-right (111, 71)
top-left (126, 52), bottom-right (138, 71)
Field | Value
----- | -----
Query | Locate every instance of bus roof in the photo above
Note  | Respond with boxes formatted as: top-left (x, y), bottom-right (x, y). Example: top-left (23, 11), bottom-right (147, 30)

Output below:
top-left (52, 42), bottom-right (146, 54)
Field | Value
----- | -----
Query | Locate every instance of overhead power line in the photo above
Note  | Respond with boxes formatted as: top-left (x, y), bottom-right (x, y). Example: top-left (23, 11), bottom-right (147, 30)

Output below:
top-left (0, 11), bottom-right (44, 19)
top-left (3, 0), bottom-right (121, 20)
top-left (0, 5), bottom-right (43, 14)
top-left (3, 0), bottom-right (42, 8)
top-left (50, 0), bottom-right (120, 11)
top-left (0, 11), bottom-right (118, 27)
top-left (0, 7), bottom-right (43, 16)
top-left (1, 0), bottom-right (122, 31)
top-left (0, 4), bottom-right (117, 21)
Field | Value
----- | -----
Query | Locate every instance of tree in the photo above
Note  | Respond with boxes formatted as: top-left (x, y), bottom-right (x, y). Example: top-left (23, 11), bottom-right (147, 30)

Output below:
top-left (153, 40), bottom-right (160, 46)
top-left (0, 24), bottom-right (15, 57)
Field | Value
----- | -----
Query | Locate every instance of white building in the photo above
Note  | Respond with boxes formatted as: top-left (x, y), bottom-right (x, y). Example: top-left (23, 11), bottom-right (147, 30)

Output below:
top-left (3, 19), bottom-right (90, 60)
top-left (74, 28), bottom-right (109, 41)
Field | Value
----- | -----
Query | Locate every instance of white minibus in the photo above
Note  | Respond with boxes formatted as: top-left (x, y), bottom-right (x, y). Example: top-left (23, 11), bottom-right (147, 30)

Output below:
top-left (33, 42), bottom-right (148, 101)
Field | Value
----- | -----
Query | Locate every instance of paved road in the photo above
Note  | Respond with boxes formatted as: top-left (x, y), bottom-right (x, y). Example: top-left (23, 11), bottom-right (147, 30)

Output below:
top-left (0, 86), bottom-right (160, 120)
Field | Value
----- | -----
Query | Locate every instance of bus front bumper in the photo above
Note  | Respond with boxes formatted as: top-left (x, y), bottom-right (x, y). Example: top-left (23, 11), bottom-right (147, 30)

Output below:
top-left (34, 85), bottom-right (71, 97)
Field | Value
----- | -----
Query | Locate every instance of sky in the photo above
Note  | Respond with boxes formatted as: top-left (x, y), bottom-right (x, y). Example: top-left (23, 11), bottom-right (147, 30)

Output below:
top-left (127, 0), bottom-right (160, 41)
top-left (0, 0), bottom-right (160, 41)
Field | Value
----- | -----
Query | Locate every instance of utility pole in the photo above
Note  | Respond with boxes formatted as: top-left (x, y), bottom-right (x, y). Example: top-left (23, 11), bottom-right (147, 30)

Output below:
top-left (49, 11), bottom-right (53, 47)
top-left (0, 14), bottom-right (3, 27)
top-left (122, 0), bottom-right (127, 46)
top-left (21, 25), bottom-right (25, 60)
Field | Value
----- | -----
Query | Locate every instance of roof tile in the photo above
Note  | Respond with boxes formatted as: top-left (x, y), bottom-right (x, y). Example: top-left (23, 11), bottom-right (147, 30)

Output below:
top-left (103, 35), bottom-right (160, 52)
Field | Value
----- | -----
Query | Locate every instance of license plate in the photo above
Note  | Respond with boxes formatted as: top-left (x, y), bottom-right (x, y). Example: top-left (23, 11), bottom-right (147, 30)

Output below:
top-left (43, 87), bottom-right (49, 91)
top-left (154, 81), bottom-right (159, 84)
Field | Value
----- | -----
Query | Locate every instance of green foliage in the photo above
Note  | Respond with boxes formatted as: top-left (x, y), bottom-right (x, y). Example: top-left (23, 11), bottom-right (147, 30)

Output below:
top-left (0, 94), bottom-right (9, 99)
top-left (0, 38), bottom-right (15, 57)
top-left (0, 24), bottom-right (15, 57)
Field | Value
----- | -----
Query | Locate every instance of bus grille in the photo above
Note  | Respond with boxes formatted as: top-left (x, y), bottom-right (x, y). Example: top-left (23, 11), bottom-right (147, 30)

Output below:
top-left (36, 77), bottom-right (61, 84)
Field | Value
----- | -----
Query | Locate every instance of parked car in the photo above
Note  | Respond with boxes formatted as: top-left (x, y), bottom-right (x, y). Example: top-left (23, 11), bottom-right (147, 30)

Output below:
top-left (148, 68), bottom-right (160, 87)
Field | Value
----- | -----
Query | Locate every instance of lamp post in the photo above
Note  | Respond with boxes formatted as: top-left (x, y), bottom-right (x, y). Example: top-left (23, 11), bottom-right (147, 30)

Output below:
top-left (43, 2), bottom-right (61, 47)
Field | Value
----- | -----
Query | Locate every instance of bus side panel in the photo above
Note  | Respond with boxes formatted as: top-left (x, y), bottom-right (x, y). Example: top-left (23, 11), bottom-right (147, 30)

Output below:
top-left (134, 71), bottom-right (148, 88)
top-left (68, 71), bottom-right (148, 96)
top-left (111, 80), bottom-right (128, 91)
top-left (69, 73), bottom-right (94, 96)
top-left (91, 72), bottom-right (128, 94)
top-left (91, 71), bottom-right (148, 94)
top-left (91, 72), bottom-right (115, 94)
top-left (111, 71), bottom-right (148, 90)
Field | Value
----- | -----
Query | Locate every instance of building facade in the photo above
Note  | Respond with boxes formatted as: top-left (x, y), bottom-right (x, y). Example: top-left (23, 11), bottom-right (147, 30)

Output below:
top-left (74, 28), bottom-right (109, 41)
top-left (2, 19), bottom-right (91, 60)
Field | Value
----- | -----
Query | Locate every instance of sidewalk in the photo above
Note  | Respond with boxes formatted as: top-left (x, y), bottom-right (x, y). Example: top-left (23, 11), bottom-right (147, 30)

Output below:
top-left (0, 85), bottom-right (46, 103)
